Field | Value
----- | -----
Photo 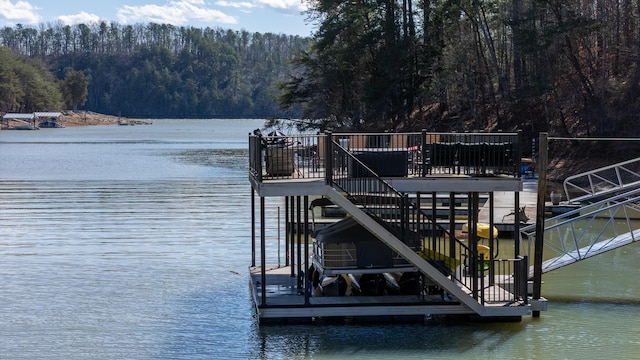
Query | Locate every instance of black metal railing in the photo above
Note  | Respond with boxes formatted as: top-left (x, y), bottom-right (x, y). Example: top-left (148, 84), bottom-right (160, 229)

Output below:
top-left (426, 132), bottom-right (522, 176)
top-left (249, 131), bottom-right (523, 181)
top-left (249, 132), bottom-right (325, 180)
top-left (328, 136), bottom-right (412, 244)
top-left (410, 203), bottom-right (488, 301)
top-left (412, 201), bottom-right (528, 304)
top-left (327, 136), bottom-right (490, 299)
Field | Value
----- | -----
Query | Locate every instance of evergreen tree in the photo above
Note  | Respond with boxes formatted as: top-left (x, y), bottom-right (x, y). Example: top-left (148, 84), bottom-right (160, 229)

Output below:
top-left (60, 68), bottom-right (89, 110)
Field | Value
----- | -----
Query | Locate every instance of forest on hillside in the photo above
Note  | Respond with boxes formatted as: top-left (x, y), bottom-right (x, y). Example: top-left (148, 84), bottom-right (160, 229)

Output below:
top-left (0, 22), bottom-right (309, 118)
top-left (277, 0), bottom-right (640, 164)
top-left (2, 0), bottom-right (640, 165)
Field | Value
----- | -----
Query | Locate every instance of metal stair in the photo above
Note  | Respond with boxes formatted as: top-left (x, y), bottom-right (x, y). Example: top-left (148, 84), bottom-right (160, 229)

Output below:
top-left (324, 139), bottom-right (528, 316)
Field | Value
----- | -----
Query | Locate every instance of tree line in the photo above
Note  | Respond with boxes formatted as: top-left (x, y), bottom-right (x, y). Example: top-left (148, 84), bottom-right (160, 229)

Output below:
top-left (279, 0), bottom-right (640, 151)
top-left (3, 0), bottom-right (640, 150)
top-left (0, 22), bottom-right (310, 118)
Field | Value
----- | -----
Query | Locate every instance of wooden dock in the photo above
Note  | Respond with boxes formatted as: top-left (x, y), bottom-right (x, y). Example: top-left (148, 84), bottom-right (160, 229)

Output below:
top-left (478, 178), bottom-right (538, 231)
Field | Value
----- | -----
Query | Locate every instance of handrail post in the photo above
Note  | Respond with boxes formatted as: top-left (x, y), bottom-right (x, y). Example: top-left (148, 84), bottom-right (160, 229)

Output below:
top-left (516, 130), bottom-right (523, 177)
top-left (304, 196), bottom-right (310, 305)
top-left (325, 132), bottom-right (333, 185)
top-left (253, 133), bottom-right (263, 182)
top-left (533, 132), bottom-right (548, 317)
top-left (251, 187), bottom-right (256, 267)
top-left (401, 193), bottom-right (409, 241)
top-left (421, 129), bottom-right (427, 177)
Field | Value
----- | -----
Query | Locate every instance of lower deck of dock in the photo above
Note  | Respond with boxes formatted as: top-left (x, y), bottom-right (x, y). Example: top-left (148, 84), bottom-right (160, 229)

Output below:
top-left (249, 266), bottom-right (526, 322)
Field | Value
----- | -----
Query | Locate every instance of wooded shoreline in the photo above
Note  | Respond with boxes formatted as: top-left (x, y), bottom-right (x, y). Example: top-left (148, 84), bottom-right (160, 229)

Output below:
top-left (60, 111), bottom-right (148, 126)
top-left (1, 111), bottom-right (147, 127)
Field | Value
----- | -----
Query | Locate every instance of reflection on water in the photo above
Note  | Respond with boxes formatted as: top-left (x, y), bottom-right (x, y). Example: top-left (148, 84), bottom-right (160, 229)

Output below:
top-left (1, 119), bottom-right (639, 359)
top-left (173, 148), bottom-right (249, 169)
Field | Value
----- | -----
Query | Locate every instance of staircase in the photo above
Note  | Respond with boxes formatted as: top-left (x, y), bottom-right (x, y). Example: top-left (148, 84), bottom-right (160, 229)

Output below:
top-left (323, 139), bottom-right (529, 316)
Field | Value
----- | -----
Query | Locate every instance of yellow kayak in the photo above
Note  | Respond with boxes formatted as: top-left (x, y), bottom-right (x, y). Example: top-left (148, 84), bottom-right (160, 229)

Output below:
top-left (460, 223), bottom-right (498, 239)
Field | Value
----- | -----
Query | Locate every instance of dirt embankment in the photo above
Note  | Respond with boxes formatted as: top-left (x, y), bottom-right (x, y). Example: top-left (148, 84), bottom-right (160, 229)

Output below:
top-left (60, 111), bottom-right (150, 126)
top-left (2, 111), bottom-right (150, 127)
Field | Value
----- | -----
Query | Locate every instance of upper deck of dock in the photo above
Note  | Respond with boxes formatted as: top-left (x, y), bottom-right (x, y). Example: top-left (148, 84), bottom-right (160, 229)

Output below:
top-left (250, 130), bottom-right (527, 197)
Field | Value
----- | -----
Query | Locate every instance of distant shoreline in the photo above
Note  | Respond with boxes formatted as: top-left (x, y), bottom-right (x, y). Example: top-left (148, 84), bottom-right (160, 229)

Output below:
top-left (60, 111), bottom-right (150, 127)
top-left (1, 111), bottom-right (150, 128)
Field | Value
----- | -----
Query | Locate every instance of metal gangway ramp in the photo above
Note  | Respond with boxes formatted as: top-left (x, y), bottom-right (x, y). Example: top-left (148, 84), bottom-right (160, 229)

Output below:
top-left (563, 157), bottom-right (640, 203)
top-left (521, 187), bottom-right (640, 276)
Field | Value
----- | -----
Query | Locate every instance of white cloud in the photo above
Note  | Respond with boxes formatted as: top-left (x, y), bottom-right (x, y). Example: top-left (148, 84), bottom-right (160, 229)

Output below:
top-left (58, 11), bottom-right (102, 26)
top-left (117, 0), bottom-right (237, 26)
top-left (255, 0), bottom-right (307, 12)
top-left (215, 1), bottom-right (257, 10)
top-left (0, 0), bottom-right (41, 24)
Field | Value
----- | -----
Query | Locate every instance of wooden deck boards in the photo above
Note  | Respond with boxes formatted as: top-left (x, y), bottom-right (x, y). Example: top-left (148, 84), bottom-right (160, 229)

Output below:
top-left (478, 178), bottom-right (538, 227)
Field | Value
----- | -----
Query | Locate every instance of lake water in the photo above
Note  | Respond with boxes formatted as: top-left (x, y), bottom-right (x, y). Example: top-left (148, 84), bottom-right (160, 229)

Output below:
top-left (1, 119), bottom-right (639, 359)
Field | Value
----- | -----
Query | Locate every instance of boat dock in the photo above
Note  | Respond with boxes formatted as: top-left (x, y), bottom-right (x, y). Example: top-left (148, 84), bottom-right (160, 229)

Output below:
top-left (249, 131), bottom-right (542, 323)
top-left (248, 131), bottom-right (640, 324)
top-left (1, 112), bottom-right (65, 130)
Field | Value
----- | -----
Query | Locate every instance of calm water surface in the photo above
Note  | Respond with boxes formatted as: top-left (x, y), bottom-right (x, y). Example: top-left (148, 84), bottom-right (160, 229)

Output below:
top-left (1, 119), bottom-right (639, 359)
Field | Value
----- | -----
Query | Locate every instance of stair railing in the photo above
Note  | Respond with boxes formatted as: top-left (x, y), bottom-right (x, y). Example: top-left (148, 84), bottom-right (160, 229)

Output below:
top-left (326, 135), bottom-right (522, 303)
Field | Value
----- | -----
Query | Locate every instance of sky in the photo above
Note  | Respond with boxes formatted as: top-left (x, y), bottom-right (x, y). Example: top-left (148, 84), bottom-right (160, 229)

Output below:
top-left (0, 0), bottom-right (315, 36)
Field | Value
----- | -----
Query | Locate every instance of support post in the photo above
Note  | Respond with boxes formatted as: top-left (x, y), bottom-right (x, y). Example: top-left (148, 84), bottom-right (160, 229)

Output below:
top-left (416, 192), bottom-right (421, 238)
top-left (470, 192), bottom-right (479, 300)
top-left (296, 196), bottom-right (302, 288)
top-left (260, 196), bottom-right (266, 305)
top-left (449, 192), bottom-right (456, 261)
top-left (489, 192), bottom-right (495, 285)
top-left (251, 188), bottom-right (256, 267)
top-left (304, 196), bottom-right (310, 305)
top-left (514, 192), bottom-right (520, 256)
top-left (431, 192), bottom-right (437, 250)
top-left (285, 197), bottom-right (289, 267)
top-left (532, 132), bottom-right (548, 317)
top-left (325, 132), bottom-right (333, 184)
top-left (290, 196), bottom-right (295, 277)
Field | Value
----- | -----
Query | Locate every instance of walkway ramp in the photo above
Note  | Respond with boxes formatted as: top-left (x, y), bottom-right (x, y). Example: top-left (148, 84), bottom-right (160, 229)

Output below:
top-left (521, 187), bottom-right (640, 277)
top-left (563, 157), bottom-right (640, 203)
top-left (538, 229), bottom-right (640, 275)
